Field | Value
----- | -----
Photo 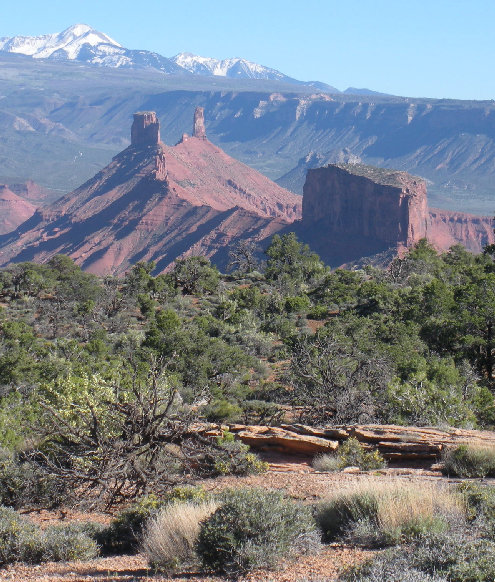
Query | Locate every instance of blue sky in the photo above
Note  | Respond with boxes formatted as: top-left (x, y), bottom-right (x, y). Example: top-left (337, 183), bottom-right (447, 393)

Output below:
top-left (2, 0), bottom-right (494, 100)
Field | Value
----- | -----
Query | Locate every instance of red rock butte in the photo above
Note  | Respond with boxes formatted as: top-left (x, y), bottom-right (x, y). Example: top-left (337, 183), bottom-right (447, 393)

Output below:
top-left (0, 109), bottom-right (301, 275)
top-left (297, 163), bottom-right (494, 265)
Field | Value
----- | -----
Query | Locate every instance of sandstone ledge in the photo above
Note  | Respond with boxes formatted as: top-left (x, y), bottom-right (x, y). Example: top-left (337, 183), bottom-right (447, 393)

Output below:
top-left (196, 423), bottom-right (495, 461)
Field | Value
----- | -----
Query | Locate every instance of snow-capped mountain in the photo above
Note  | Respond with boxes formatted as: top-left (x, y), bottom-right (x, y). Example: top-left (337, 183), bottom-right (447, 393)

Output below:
top-left (171, 53), bottom-right (339, 91)
top-left (0, 24), bottom-right (184, 74)
top-left (0, 24), bottom-right (120, 59)
top-left (0, 24), bottom-right (340, 90)
top-left (172, 52), bottom-right (291, 81)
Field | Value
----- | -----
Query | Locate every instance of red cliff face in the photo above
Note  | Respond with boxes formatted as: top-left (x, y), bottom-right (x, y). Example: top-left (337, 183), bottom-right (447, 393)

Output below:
top-left (299, 163), bottom-right (493, 265)
top-left (300, 164), bottom-right (428, 263)
top-left (0, 186), bottom-right (36, 235)
top-left (428, 208), bottom-right (494, 253)
top-left (0, 110), bottom-right (300, 275)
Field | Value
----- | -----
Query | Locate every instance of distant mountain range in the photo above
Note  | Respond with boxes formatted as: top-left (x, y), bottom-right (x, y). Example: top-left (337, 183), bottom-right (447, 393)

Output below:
top-left (0, 24), bottom-right (369, 94)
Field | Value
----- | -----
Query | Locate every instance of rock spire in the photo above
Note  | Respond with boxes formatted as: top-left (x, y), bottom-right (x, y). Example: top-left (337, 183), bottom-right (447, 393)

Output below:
top-left (131, 111), bottom-right (161, 146)
top-left (193, 107), bottom-right (207, 138)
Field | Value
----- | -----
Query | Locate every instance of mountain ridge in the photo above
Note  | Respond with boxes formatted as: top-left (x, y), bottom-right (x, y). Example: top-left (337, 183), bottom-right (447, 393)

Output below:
top-left (0, 24), bottom-right (341, 92)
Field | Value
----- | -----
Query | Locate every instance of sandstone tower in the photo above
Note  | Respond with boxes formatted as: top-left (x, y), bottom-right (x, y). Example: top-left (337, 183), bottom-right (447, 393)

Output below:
top-left (131, 111), bottom-right (161, 146)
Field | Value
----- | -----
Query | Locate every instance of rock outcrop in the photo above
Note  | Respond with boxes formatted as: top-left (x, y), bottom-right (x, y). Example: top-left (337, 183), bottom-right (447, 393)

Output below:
top-left (298, 163), bottom-right (493, 265)
top-left (0, 186), bottom-right (36, 235)
top-left (199, 423), bottom-right (495, 461)
top-left (0, 111), bottom-right (300, 275)
top-left (303, 164), bottom-right (428, 249)
top-left (299, 164), bottom-right (429, 264)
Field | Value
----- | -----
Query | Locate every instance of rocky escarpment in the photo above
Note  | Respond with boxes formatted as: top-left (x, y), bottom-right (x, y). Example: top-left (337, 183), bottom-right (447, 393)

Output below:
top-left (303, 164), bottom-right (428, 248)
top-left (3, 48), bottom-right (495, 217)
top-left (297, 163), bottom-right (493, 265)
top-left (0, 109), bottom-right (300, 275)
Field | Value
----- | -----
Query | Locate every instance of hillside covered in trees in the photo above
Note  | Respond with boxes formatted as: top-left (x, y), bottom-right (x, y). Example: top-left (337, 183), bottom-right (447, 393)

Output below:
top-left (0, 234), bottom-right (495, 506)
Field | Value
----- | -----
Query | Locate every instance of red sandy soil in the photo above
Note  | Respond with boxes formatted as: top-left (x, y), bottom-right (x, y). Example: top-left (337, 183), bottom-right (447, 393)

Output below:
top-left (0, 546), bottom-right (375, 582)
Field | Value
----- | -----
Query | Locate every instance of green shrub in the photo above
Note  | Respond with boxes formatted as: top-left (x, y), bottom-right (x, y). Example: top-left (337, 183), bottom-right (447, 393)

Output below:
top-left (338, 439), bottom-right (387, 470)
top-left (411, 532), bottom-right (495, 582)
top-left (340, 552), bottom-right (448, 581)
top-left (341, 530), bottom-right (495, 581)
top-left (197, 488), bottom-right (320, 574)
top-left (42, 522), bottom-right (100, 561)
top-left (307, 304), bottom-right (329, 320)
top-left (316, 491), bottom-right (379, 542)
top-left (312, 453), bottom-right (342, 472)
top-left (0, 506), bottom-right (44, 565)
top-left (458, 482), bottom-right (495, 538)
top-left (312, 439), bottom-right (386, 473)
top-left (210, 432), bottom-right (269, 476)
top-left (0, 507), bottom-right (101, 564)
top-left (0, 448), bottom-right (66, 509)
top-left (203, 399), bottom-right (242, 422)
top-left (142, 501), bottom-right (218, 572)
top-left (284, 295), bottom-right (310, 313)
top-left (442, 444), bottom-right (495, 478)
top-left (0, 506), bottom-right (105, 564)
top-left (101, 494), bottom-right (165, 554)
top-left (161, 485), bottom-right (210, 506)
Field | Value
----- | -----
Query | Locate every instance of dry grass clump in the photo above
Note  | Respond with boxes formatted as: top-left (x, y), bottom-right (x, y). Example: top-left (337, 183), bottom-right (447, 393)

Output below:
top-left (442, 443), bottom-right (495, 478)
top-left (316, 479), bottom-right (464, 546)
top-left (141, 501), bottom-right (217, 572)
top-left (313, 453), bottom-right (342, 472)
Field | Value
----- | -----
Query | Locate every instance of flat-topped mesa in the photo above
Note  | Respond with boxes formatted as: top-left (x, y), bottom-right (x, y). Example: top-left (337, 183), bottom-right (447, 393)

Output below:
top-left (302, 164), bottom-right (428, 252)
top-left (131, 111), bottom-right (161, 146)
top-left (193, 106), bottom-right (207, 138)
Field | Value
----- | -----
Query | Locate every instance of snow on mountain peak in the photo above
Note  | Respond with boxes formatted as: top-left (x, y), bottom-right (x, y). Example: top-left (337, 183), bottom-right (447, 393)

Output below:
top-left (0, 25), bottom-right (340, 90)
top-left (171, 52), bottom-right (288, 81)
top-left (63, 24), bottom-right (93, 37)
top-left (0, 24), bottom-right (121, 60)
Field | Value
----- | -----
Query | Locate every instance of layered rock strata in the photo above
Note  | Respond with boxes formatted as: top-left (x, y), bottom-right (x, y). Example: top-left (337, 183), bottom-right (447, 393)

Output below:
top-left (302, 164), bottom-right (428, 249)
top-left (198, 423), bottom-right (495, 461)
top-left (428, 208), bottom-right (494, 253)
